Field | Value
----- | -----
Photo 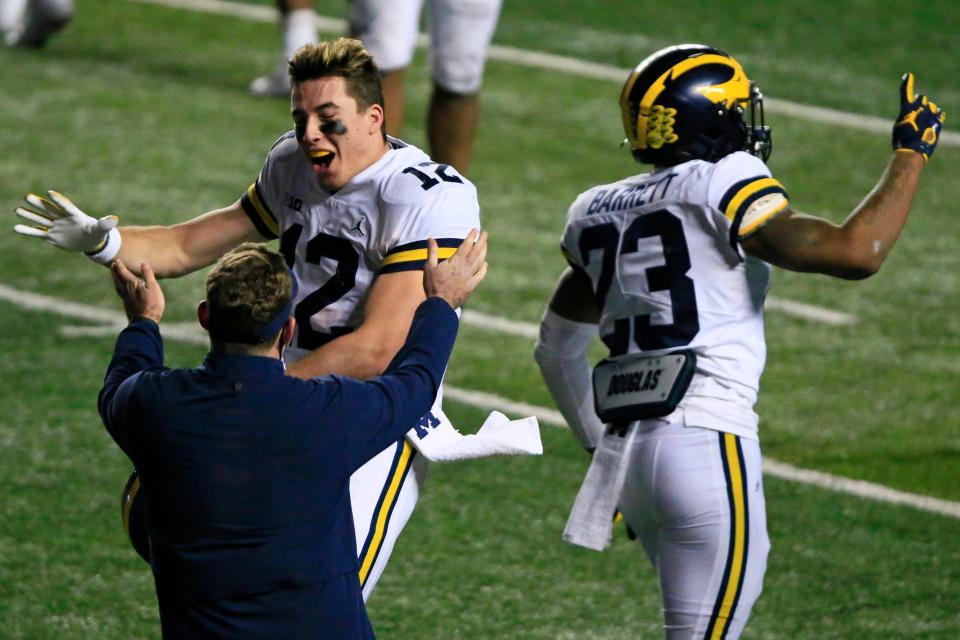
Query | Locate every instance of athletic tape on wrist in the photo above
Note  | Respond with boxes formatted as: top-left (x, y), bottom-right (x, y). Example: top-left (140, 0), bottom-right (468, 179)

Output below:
top-left (84, 228), bottom-right (121, 265)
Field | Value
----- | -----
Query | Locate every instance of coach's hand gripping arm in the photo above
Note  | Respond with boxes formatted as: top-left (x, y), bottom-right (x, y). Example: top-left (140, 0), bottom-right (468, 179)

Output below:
top-left (534, 267), bottom-right (605, 452)
top-left (14, 195), bottom-right (262, 278)
top-left (742, 73), bottom-right (945, 279)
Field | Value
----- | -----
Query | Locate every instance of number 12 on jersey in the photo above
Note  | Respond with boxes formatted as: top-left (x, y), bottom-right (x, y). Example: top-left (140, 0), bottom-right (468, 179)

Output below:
top-left (578, 209), bottom-right (700, 355)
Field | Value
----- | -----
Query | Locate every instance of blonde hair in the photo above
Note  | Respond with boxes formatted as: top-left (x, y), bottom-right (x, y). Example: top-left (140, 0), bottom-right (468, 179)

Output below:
top-left (205, 243), bottom-right (292, 346)
top-left (288, 37), bottom-right (384, 112)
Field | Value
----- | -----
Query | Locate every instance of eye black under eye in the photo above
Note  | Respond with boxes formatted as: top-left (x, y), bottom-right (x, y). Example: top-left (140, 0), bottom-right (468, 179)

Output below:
top-left (320, 120), bottom-right (348, 136)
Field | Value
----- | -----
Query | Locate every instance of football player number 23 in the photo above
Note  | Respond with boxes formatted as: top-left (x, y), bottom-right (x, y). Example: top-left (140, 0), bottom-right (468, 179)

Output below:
top-left (578, 209), bottom-right (700, 355)
top-left (280, 223), bottom-right (358, 350)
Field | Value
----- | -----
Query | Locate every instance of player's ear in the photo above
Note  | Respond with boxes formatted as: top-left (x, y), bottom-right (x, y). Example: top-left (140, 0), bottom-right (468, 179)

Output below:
top-left (197, 300), bottom-right (209, 330)
top-left (367, 102), bottom-right (385, 136)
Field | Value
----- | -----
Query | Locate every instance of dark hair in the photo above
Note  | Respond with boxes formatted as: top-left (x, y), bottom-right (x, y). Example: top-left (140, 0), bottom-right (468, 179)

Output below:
top-left (205, 243), bottom-right (292, 346)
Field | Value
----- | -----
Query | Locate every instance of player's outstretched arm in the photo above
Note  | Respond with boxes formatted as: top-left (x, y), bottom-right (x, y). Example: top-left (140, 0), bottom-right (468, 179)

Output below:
top-left (743, 73), bottom-right (945, 280)
top-left (117, 201), bottom-right (264, 278)
top-left (14, 193), bottom-right (263, 278)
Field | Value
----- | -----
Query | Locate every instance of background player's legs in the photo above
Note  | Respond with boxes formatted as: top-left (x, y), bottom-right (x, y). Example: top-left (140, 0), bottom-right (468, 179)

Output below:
top-left (349, 0), bottom-right (422, 138)
top-left (427, 87), bottom-right (479, 176)
top-left (2, 0), bottom-right (73, 48)
top-left (620, 423), bottom-right (769, 640)
top-left (0, 0), bottom-right (27, 46)
top-left (380, 68), bottom-right (407, 138)
top-left (425, 0), bottom-right (501, 175)
top-left (249, 0), bottom-right (317, 97)
top-left (349, 440), bottom-right (428, 601)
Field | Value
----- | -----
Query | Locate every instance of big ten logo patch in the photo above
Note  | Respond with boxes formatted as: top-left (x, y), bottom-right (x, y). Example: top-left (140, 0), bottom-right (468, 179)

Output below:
top-left (412, 410), bottom-right (441, 438)
top-left (284, 194), bottom-right (303, 212)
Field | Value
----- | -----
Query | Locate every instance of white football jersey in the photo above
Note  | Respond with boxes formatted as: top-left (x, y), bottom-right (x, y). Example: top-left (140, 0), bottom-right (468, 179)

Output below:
top-left (561, 151), bottom-right (788, 439)
top-left (241, 134), bottom-right (480, 363)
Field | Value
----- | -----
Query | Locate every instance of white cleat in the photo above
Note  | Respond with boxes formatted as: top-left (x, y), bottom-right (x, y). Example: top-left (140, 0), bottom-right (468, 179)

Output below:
top-left (3, 0), bottom-right (74, 47)
top-left (248, 69), bottom-right (291, 98)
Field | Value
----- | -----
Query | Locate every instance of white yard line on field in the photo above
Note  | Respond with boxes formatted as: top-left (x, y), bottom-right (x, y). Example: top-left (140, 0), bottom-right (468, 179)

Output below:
top-left (461, 299), bottom-right (855, 341)
top-left (52, 299), bottom-right (852, 342)
top-left (0, 282), bottom-right (954, 518)
top-left (462, 310), bottom-right (541, 339)
top-left (762, 297), bottom-right (856, 326)
top-left (127, 0), bottom-right (960, 147)
top-left (762, 459), bottom-right (960, 519)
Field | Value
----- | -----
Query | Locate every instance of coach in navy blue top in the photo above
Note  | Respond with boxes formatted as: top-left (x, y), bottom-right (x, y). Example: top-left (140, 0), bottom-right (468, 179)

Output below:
top-left (98, 232), bottom-right (488, 639)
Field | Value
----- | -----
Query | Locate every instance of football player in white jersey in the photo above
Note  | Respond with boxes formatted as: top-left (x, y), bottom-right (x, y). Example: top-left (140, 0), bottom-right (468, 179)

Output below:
top-left (15, 37), bottom-right (481, 601)
top-left (534, 44), bottom-right (945, 639)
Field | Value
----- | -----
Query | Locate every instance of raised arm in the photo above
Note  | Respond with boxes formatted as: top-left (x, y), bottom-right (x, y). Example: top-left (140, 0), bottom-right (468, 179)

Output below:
top-left (742, 73), bottom-right (945, 279)
top-left (331, 296), bottom-right (458, 469)
top-left (98, 260), bottom-right (167, 456)
top-left (325, 232), bottom-right (488, 468)
top-left (742, 153), bottom-right (923, 279)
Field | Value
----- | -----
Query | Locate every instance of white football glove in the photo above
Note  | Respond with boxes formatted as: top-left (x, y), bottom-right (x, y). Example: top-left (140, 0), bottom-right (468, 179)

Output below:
top-left (14, 190), bottom-right (121, 263)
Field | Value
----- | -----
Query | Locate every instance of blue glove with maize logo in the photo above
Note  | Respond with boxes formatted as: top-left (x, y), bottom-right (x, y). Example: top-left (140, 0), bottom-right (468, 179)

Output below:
top-left (892, 72), bottom-right (946, 161)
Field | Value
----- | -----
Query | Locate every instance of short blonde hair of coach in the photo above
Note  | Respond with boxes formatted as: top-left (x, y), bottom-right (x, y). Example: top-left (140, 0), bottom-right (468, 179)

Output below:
top-left (205, 243), bottom-right (293, 346)
top-left (288, 38), bottom-right (385, 115)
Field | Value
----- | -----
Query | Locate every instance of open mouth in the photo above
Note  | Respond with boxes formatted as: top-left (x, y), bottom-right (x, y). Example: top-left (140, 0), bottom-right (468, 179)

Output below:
top-left (310, 150), bottom-right (335, 167)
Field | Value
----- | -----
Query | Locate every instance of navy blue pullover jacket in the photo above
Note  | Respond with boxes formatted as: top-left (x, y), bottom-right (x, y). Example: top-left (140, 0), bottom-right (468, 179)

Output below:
top-left (98, 297), bottom-right (458, 639)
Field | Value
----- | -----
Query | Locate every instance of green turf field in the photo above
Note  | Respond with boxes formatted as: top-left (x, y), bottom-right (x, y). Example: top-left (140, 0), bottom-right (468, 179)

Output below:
top-left (1, 0), bottom-right (958, 637)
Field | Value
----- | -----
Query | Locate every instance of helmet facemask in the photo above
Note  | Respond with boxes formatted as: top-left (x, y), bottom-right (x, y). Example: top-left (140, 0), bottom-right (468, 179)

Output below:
top-left (745, 82), bottom-right (772, 162)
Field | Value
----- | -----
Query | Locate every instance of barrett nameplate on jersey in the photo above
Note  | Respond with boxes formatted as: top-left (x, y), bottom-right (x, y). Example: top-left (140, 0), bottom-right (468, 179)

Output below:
top-left (592, 351), bottom-right (697, 422)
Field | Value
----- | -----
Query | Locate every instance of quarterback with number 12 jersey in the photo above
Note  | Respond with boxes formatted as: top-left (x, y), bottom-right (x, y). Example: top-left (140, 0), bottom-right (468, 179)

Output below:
top-left (243, 133), bottom-right (479, 361)
top-left (241, 132), bottom-right (480, 598)
top-left (562, 150), bottom-right (787, 441)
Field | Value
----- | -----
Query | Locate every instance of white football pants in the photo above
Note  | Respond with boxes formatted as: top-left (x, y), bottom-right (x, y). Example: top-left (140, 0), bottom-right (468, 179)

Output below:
top-left (349, 0), bottom-right (502, 94)
top-left (618, 418), bottom-right (770, 639)
top-left (350, 438), bottom-right (428, 601)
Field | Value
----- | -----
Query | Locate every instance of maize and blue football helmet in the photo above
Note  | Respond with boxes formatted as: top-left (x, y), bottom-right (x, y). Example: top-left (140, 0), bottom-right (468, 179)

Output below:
top-left (620, 44), bottom-right (772, 166)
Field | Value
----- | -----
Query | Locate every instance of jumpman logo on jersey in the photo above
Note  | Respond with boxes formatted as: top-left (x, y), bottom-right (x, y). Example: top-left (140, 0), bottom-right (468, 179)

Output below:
top-left (349, 216), bottom-right (366, 236)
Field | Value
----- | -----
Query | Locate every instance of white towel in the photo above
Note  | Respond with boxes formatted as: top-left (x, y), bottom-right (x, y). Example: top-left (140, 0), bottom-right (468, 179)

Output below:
top-left (562, 425), bottom-right (637, 551)
top-left (407, 409), bottom-right (543, 462)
